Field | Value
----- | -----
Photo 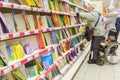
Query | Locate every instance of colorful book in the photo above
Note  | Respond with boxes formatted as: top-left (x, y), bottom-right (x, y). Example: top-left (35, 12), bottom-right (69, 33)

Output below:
top-left (3, 13), bottom-right (16, 33)
top-left (14, 13), bottom-right (26, 31)
top-left (43, 32), bottom-right (52, 46)
top-left (37, 33), bottom-right (46, 49)
top-left (12, 69), bottom-right (27, 80)
top-left (0, 12), bottom-right (12, 33)
top-left (41, 53), bottom-right (53, 70)
top-left (42, 0), bottom-right (50, 10)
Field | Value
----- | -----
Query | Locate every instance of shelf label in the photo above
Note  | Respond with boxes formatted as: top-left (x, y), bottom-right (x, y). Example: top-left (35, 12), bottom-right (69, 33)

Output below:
top-left (13, 33), bottom-right (20, 37)
top-left (35, 30), bottom-right (39, 33)
top-left (3, 67), bottom-right (12, 74)
top-left (27, 56), bottom-right (33, 62)
top-left (1, 35), bottom-right (8, 40)
top-left (34, 53), bottom-right (39, 58)
top-left (6, 4), bottom-right (11, 8)
top-left (14, 62), bottom-right (21, 68)
top-left (25, 31), bottom-right (30, 35)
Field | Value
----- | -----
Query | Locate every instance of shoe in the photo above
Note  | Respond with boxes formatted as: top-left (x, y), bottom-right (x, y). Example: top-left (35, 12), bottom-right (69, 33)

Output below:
top-left (87, 59), bottom-right (96, 64)
top-left (95, 58), bottom-right (104, 66)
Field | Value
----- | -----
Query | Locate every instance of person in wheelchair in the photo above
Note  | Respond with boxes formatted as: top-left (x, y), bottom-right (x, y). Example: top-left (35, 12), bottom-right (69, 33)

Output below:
top-left (103, 6), bottom-right (119, 41)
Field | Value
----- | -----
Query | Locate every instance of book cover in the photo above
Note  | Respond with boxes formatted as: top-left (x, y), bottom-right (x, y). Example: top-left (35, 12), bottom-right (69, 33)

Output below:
top-left (43, 32), bottom-right (52, 46)
top-left (3, 13), bottom-right (16, 33)
top-left (0, 12), bottom-right (12, 33)
top-left (46, 16), bottom-right (54, 27)
top-left (41, 53), bottom-right (53, 70)
top-left (48, 0), bottom-right (55, 10)
top-left (12, 69), bottom-right (27, 80)
top-left (15, 14), bottom-right (26, 31)
top-left (17, 65), bottom-right (27, 78)
top-left (37, 33), bottom-right (46, 49)
top-left (54, 0), bottom-right (59, 11)
top-left (29, 66), bottom-right (36, 77)
top-left (52, 14), bottom-right (60, 27)
top-left (64, 15), bottom-right (70, 26)
top-left (0, 51), bottom-right (7, 67)
top-left (27, 15), bottom-right (35, 30)
top-left (33, 15), bottom-right (39, 29)
top-left (42, 0), bottom-right (50, 10)
top-left (41, 16), bottom-right (48, 29)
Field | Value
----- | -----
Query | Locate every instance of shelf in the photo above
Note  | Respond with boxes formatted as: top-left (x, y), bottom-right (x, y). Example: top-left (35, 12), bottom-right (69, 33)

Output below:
top-left (54, 54), bottom-right (79, 80)
top-left (0, 24), bottom-right (84, 41)
top-left (0, 31), bottom-right (83, 76)
top-left (54, 42), bottom-right (90, 80)
top-left (0, 1), bottom-right (76, 16)
top-left (0, 45), bottom-right (53, 76)
top-left (35, 40), bottom-right (85, 80)
top-left (62, 0), bottom-right (88, 12)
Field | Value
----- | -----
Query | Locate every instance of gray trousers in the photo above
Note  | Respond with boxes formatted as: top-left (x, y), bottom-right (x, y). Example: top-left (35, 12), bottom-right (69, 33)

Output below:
top-left (91, 36), bottom-right (102, 60)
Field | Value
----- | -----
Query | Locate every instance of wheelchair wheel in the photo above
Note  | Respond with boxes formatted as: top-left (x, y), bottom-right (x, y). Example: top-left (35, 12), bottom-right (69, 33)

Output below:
top-left (105, 42), bottom-right (120, 64)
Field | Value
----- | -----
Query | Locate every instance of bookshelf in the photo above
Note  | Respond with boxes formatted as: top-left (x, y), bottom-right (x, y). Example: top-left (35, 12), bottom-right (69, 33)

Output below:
top-left (0, 0), bottom-right (89, 80)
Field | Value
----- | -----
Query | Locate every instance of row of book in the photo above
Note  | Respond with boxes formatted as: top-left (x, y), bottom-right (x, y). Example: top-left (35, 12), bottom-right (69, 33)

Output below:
top-left (0, 10), bottom-right (86, 34)
top-left (0, 0), bottom-right (85, 13)
top-left (0, 25), bottom-right (81, 68)
top-left (0, 34), bottom-right (85, 80)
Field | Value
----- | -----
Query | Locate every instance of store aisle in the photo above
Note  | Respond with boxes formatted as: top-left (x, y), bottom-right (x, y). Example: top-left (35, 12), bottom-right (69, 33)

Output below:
top-left (73, 51), bottom-right (120, 80)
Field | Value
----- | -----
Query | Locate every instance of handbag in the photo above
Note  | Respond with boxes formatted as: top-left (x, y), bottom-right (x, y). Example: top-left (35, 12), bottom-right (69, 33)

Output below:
top-left (85, 13), bottom-right (100, 41)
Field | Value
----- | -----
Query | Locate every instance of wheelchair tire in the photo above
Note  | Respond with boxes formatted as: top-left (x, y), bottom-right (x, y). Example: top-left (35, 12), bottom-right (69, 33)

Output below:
top-left (105, 42), bottom-right (120, 65)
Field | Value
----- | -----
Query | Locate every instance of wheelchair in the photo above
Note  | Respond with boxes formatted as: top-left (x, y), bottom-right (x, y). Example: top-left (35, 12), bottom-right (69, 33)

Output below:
top-left (99, 29), bottom-right (120, 65)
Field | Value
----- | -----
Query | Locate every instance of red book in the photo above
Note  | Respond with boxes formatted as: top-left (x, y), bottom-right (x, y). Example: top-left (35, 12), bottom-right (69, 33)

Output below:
top-left (37, 33), bottom-right (46, 49)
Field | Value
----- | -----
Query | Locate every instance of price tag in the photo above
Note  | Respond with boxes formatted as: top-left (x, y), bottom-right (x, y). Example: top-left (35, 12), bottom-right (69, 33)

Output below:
top-left (4, 67), bottom-right (12, 74)
top-left (6, 4), bottom-right (11, 8)
top-left (34, 53), bottom-right (39, 58)
top-left (1, 35), bottom-right (8, 40)
top-left (25, 31), bottom-right (30, 35)
top-left (14, 62), bottom-right (21, 68)
top-left (27, 56), bottom-right (33, 62)
top-left (16, 5), bottom-right (21, 9)
top-left (13, 33), bottom-right (19, 37)
top-left (35, 30), bottom-right (39, 33)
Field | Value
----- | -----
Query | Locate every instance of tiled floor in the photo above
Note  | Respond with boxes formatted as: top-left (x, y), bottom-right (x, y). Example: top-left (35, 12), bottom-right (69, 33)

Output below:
top-left (73, 35), bottom-right (120, 80)
top-left (73, 54), bottom-right (120, 80)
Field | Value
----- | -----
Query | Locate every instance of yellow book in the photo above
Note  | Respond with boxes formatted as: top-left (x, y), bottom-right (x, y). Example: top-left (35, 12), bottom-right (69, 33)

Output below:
top-left (25, 0), bottom-right (32, 6)
top-left (34, 65), bottom-right (39, 76)
top-left (18, 44), bottom-right (24, 59)
top-left (52, 53), bottom-right (57, 63)
top-left (48, 0), bottom-right (55, 10)
top-left (11, 45), bottom-right (16, 60)
top-left (15, 45), bottom-right (19, 59)
top-left (12, 69), bottom-right (27, 80)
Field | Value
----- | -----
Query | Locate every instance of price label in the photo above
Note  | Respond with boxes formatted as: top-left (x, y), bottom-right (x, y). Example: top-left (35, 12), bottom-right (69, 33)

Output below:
top-left (4, 67), bottom-right (12, 74)
top-left (14, 62), bottom-right (21, 68)
top-left (27, 56), bottom-right (33, 62)
top-left (34, 53), bottom-right (39, 58)
top-left (25, 31), bottom-right (30, 35)
top-left (13, 33), bottom-right (19, 37)
top-left (6, 4), bottom-right (10, 8)
top-left (1, 35), bottom-right (8, 40)
top-left (16, 5), bottom-right (21, 9)
top-left (35, 30), bottom-right (39, 33)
